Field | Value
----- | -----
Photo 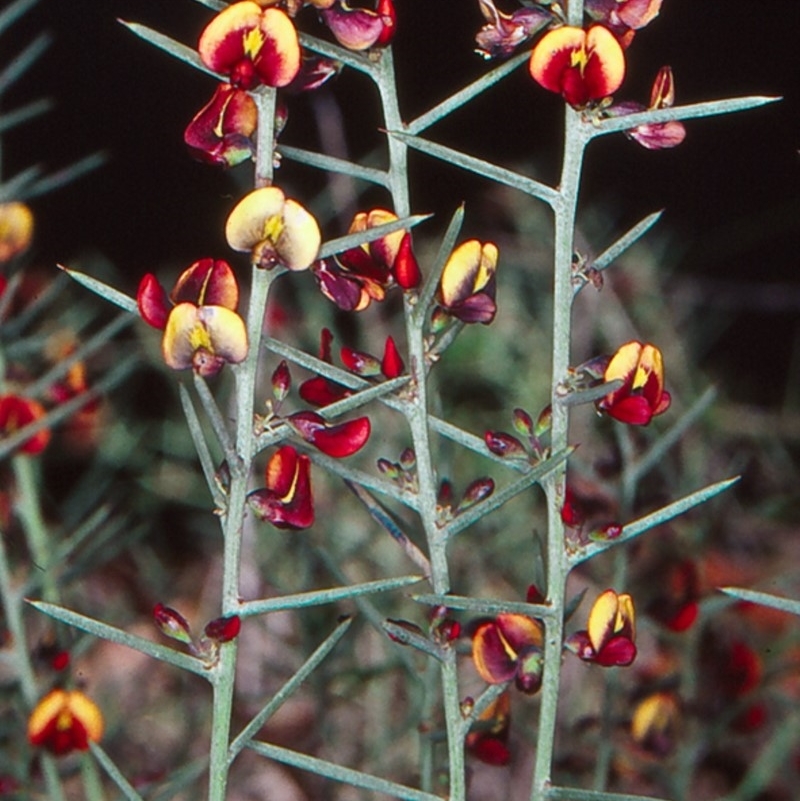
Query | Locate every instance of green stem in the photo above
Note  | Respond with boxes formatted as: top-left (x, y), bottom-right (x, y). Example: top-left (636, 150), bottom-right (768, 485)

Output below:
top-left (530, 105), bottom-right (586, 801)
top-left (13, 454), bottom-right (57, 602)
top-left (207, 85), bottom-right (278, 801)
top-left (374, 47), bottom-right (465, 801)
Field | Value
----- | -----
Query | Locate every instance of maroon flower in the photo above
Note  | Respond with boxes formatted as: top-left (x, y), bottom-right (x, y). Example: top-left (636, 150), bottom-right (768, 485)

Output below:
top-left (288, 411), bottom-right (371, 458)
top-left (248, 445), bottom-right (314, 529)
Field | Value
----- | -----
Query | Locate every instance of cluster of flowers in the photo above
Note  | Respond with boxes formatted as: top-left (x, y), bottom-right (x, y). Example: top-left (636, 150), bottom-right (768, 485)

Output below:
top-left (476, 0), bottom-right (685, 149)
top-left (185, 0), bottom-right (396, 167)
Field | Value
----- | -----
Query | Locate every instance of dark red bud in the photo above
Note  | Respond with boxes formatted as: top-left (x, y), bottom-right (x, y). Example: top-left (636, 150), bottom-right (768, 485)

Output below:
top-left (340, 346), bottom-right (381, 376)
top-left (153, 603), bottom-right (193, 645)
top-left (484, 430), bottom-right (526, 458)
top-left (271, 360), bottom-right (291, 403)
top-left (459, 477), bottom-right (495, 510)
top-left (203, 614), bottom-right (241, 643)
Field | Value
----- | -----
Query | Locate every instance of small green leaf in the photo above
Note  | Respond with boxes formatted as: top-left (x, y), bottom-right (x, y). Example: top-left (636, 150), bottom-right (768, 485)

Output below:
top-left (719, 587), bottom-right (800, 618)
top-left (387, 130), bottom-right (560, 207)
top-left (548, 787), bottom-right (673, 801)
top-left (408, 50), bottom-right (530, 135)
top-left (277, 145), bottom-right (388, 188)
top-left (229, 617), bottom-right (352, 760)
top-left (58, 264), bottom-right (138, 313)
top-left (0, 98), bottom-right (52, 134)
top-left (247, 740), bottom-right (442, 801)
top-left (120, 21), bottom-right (217, 78)
top-left (29, 601), bottom-right (210, 678)
top-left (0, 0), bottom-right (40, 38)
top-left (239, 575), bottom-right (424, 617)
top-left (571, 476), bottom-right (739, 566)
top-left (0, 32), bottom-right (52, 95)
top-left (383, 619), bottom-right (443, 662)
top-left (589, 95), bottom-right (780, 139)
top-left (89, 742), bottom-right (145, 801)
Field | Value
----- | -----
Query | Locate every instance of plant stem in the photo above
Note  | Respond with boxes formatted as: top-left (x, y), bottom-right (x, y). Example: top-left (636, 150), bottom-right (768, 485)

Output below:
top-left (207, 85), bottom-right (278, 801)
top-left (374, 47), bottom-right (466, 801)
top-left (530, 104), bottom-right (586, 801)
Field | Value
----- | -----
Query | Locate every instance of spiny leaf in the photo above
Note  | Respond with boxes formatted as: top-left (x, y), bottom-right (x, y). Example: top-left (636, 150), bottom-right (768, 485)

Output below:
top-left (277, 145), bottom-right (388, 188)
top-left (58, 264), bottom-right (138, 314)
top-left (120, 20), bottom-right (217, 78)
top-left (29, 601), bottom-right (209, 678)
top-left (719, 587), bottom-right (800, 618)
top-left (571, 476), bottom-right (740, 566)
top-left (589, 95), bottom-right (780, 138)
top-left (388, 130), bottom-right (560, 207)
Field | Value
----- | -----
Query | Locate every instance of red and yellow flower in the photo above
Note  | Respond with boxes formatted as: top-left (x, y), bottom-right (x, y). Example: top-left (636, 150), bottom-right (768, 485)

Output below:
top-left (631, 691), bottom-right (680, 756)
top-left (566, 589), bottom-right (637, 667)
top-left (596, 340), bottom-right (671, 425)
top-left (0, 395), bottom-right (50, 455)
top-left (436, 239), bottom-right (498, 325)
top-left (226, 186), bottom-right (321, 271)
top-left (288, 411), bottom-right (370, 458)
top-left (472, 613), bottom-right (544, 694)
top-left (248, 445), bottom-right (314, 529)
top-left (28, 689), bottom-right (104, 756)
top-left (198, 2), bottom-right (301, 90)
top-left (137, 258), bottom-right (247, 377)
top-left (465, 690), bottom-right (512, 766)
top-left (0, 201), bottom-right (34, 263)
top-left (529, 25), bottom-right (625, 108)
top-left (315, 209), bottom-right (420, 311)
top-left (184, 84), bottom-right (258, 167)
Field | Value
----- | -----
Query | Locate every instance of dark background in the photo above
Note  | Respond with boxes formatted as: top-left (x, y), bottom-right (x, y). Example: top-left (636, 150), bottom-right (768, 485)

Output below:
top-left (4, 0), bottom-right (800, 404)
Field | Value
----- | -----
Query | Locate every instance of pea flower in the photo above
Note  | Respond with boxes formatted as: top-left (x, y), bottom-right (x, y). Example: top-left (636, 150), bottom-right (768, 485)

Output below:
top-left (0, 395), bottom-right (50, 455)
top-left (474, 0), bottom-right (551, 60)
top-left (631, 692), bottom-right (680, 756)
top-left (596, 340), bottom-right (671, 425)
top-left (585, 0), bottom-right (662, 45)
top-left (184, 84), bottom-right (258, 167)
top-left (248, 445), bottom-right (314, 529)
top-left (226, 186), bottom-right (321, 271)
top-left (566, 589), bottom-right (637, 667)
top-left (288, 411), bottom-right (371, 457)
top-left (0, 201), bottom-right (34, 262)
top-left (198, 2), bottom-right (301, 90)
top-left (617, 66), bottom-right (687, 150)
top-left (529, 25), bottom-right (625, 108)
top-left (320, 0), bottom-right (396, 52)
top-left (298, 328), bottom-right (350, 407)
top-left (314, 209), bottom-right (420, 311)
top-left (465, 690), bottom-right (512, 766)
top-left (137, 259), bottom-right (247, 377)
top-left (436, 239), bottom-right (498, 324)
top-left (28, 689), bottom-right (104, 755)
top-left (472, 613), bottom-right (544, 693)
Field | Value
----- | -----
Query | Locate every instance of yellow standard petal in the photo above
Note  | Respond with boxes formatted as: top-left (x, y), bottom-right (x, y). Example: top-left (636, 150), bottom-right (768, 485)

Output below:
top-left (587, 588), bottom-right (619, 652)
top-left (440, 240), bottom-right (498, 307)
top-left (0, 201), bottom-right (34, 262)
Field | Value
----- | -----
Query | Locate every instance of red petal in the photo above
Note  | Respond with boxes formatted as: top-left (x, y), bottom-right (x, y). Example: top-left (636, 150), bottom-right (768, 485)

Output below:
top-left (298, 376), bottom-right (350, 407)
top-left (393, 233), bottom-right (421, 290)
top-left (137, 273), bottom-right (170, 329)
top-left (289, 411), bottom-right (371, 458)
top-left (381, 335), bottom-right (405, 378)
top-left (596, 635), bottom-right (636, 666)
top-left (472, 621), bottom-right (519, 684)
